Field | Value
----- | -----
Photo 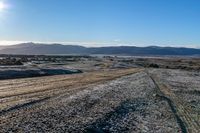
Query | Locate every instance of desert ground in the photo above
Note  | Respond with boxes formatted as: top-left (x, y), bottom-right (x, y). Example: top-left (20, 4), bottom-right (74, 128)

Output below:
top-left (0, 55), bottom-right (200, 133)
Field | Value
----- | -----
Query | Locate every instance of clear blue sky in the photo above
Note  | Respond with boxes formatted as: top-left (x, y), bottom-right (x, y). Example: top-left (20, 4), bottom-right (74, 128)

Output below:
top-left (0, 0), bottom-right (200, 47)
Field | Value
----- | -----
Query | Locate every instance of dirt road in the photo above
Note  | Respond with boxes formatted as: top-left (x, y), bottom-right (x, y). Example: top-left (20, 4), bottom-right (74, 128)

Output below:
top-left (0, 68), bottom-right (199, 132)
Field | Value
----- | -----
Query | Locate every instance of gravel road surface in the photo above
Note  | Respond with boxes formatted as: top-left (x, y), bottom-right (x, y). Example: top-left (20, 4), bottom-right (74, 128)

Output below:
top-left (0, 70), bottom-right (181, 133)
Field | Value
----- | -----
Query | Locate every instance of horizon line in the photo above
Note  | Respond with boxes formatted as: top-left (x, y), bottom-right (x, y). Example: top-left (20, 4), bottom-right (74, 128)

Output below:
top-left (0, 40), bottom-right (199, 49)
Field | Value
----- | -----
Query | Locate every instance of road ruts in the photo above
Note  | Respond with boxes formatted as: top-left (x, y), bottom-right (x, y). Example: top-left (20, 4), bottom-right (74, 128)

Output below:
top-left (0, 68), bottom-right (142, 116)
top-left (0, 70), bottom-right (179, 132)
top-left (147, 71), bottom-right (200, 133)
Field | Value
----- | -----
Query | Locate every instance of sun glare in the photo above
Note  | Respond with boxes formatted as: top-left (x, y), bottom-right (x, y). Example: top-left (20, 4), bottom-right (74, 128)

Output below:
top-left (0, 1), bottom-right (6, 11)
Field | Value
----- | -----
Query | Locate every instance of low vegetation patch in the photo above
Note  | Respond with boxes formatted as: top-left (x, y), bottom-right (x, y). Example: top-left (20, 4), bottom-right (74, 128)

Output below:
top-left (0, 58), bottom-right (23, 65)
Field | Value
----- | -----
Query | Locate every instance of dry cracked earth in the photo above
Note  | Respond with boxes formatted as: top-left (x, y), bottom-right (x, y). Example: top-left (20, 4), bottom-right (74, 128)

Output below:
top-left (0, 68), bottom-right (200, 133)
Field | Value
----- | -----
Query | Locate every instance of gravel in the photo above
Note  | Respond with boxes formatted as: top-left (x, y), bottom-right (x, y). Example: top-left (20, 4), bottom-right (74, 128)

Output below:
top-left (0, 72), bottom-right (179, 133)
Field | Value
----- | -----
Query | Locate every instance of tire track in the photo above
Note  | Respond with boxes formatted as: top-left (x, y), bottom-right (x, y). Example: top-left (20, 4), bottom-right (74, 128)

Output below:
top-left (0, 97), bottom-right (50, 116)
top-left (147, 71), bottom-right (200, 133)
top-left (0, 69), bottom-right (142, 116)
top-left (0, 70), bottom-right (179, 132)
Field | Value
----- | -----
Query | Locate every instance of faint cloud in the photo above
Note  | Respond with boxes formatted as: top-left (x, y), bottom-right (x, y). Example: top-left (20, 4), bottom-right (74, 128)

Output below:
top-left (0, 40), bottom-right (27, 45)
top-left (0, 40), bottom-right (130, 47)
top-left (113, 39), bottom-right (121, 42)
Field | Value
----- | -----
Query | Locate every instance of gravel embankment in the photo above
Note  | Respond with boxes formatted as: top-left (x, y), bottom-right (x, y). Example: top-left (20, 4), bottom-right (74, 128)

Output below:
top-left (0, 72), bottom-right (179, 133)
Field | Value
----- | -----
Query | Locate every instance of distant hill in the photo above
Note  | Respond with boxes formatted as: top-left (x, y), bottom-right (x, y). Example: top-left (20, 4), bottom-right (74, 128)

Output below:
top-left (0, 43), bottom-right (87, 55)
top-left (0, 42), bottom-right (200, 56)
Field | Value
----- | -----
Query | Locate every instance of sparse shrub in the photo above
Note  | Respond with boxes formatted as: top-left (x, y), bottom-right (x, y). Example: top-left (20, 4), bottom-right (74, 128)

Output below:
top-left (148, 63), bottom-right (159, 68)
top-left (0, 58), bottom-right (23, 65)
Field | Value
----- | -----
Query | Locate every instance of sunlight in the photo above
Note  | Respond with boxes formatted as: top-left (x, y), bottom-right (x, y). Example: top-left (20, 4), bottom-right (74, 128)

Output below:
top-left (0, 1), bottom-right (5, 11)
top-left (0, 1), bottom-right (6, 12)
top-left (0, 0), bottom-right (9, 20)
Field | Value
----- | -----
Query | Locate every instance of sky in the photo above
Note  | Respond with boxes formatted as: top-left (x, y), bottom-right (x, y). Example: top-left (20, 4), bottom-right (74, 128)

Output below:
top-left (0, 0), bottom-right (200, 48)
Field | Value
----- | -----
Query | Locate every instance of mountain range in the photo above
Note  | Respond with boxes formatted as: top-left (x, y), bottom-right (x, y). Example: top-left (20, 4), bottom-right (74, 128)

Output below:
top-left (0, 42), bottom-right (200, 56)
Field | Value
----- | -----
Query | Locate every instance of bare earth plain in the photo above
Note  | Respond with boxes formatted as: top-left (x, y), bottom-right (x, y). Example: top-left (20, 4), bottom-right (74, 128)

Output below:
top-left (0, 56), bottom-right (200, 133)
